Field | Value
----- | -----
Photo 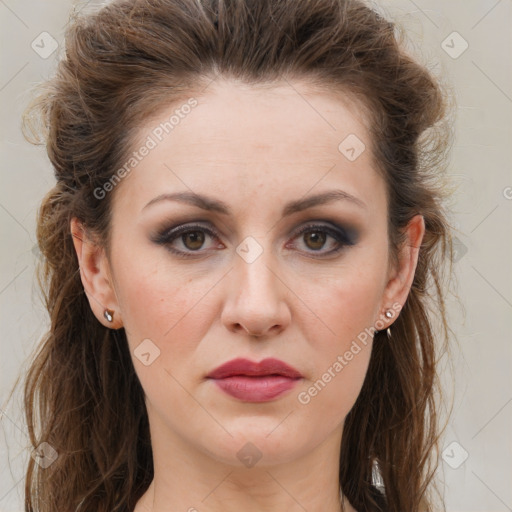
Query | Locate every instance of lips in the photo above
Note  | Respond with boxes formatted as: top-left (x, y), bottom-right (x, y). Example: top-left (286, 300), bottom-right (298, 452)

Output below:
top-left (207, 357), bottom-right (302, 379)
top-left (207, 358), bottom-right (302, 402)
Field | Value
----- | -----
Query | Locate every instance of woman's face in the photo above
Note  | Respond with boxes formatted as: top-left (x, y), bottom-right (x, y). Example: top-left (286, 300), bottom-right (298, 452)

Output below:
top-left (75, 78), bottom-right (422, 469)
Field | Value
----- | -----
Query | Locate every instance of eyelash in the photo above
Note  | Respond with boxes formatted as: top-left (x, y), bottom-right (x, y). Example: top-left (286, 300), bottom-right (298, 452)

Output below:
top-left (153, 221), bottom-right (356, 259)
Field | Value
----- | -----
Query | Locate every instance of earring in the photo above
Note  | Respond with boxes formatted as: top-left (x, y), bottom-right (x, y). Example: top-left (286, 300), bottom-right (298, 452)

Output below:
top-left (385, 309), bottom-right (393, 339)
top-left (104, 308), bottom-right (114, 323)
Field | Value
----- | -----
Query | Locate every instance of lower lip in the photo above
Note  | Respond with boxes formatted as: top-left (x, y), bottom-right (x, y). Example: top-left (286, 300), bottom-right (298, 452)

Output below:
top-left (210, 376), bottom-right (301, 402)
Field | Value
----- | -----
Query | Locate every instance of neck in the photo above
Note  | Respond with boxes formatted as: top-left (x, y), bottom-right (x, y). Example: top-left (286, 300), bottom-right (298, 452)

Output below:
top-left (134, 414), bottom-right (357, 512)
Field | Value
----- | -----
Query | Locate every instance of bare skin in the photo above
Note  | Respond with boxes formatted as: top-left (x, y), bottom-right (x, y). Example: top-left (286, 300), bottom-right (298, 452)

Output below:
top-left (71, 78), bottom-right (424, 512)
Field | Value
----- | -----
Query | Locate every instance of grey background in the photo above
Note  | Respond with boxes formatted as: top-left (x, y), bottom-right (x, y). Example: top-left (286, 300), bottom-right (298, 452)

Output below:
top-left (1, 1), bottom-right (511, 511)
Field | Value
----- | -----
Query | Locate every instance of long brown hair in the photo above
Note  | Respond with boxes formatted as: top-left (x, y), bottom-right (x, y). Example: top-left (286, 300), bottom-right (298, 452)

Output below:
top-left (20, 0), bottom-right (456, 510)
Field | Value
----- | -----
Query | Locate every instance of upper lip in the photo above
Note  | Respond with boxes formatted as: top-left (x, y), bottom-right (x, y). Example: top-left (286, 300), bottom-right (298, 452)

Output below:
top-left (207, 358), bottom-right (302, 379)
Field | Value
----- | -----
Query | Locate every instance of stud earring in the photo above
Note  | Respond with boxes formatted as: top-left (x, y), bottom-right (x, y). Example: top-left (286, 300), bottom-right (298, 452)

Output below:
top-left (385, 309), bottom-right (393, 339)
top-left (104, 308), bottom-right (114, 323)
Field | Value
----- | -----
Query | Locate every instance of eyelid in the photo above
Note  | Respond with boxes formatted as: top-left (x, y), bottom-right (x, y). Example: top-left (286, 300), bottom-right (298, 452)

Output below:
top-left (152, 222), bottom-right (222, 247)
top-left (292, 221), bottom-right (357, 246)
top-left (283, 222), bottom-right (357, 259)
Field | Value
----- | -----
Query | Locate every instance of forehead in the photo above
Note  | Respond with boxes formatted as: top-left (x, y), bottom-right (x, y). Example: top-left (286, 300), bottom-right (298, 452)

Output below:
top-left (177, 78), bottom-right (371, 151)
top-left (112, 78), bottom-right (384, 217)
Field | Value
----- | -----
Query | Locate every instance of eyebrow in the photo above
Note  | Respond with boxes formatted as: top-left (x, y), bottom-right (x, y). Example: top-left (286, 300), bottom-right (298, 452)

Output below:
top-left (142, 189), bottom-right (367, 215)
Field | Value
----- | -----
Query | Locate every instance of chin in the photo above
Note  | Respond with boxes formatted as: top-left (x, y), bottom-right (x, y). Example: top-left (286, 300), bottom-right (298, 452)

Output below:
top-left (199, 417), bottom-right (318, 468)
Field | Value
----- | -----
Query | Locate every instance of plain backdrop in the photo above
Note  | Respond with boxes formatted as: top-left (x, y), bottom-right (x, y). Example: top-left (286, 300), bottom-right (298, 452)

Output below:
top-left (1, 1), bottom-right (511, 511)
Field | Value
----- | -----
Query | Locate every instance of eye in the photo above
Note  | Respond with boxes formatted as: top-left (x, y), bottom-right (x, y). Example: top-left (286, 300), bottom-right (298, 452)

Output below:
top-left (153, 220), bottom-right (357, 258)
top-left (152, 223), bottom-right (223, 257)
top-left (288, 222), bottom-right (357, 257)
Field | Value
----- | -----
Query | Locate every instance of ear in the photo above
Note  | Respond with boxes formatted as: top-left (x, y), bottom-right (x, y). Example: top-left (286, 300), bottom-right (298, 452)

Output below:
top-left (379, 214), bottom-right (425, 326)
top-left (70, 217), bottom-right (123, 329)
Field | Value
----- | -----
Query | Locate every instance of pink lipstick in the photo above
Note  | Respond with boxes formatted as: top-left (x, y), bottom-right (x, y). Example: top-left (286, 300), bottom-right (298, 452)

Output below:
top-left (207, 357), bottom-right (302, 402)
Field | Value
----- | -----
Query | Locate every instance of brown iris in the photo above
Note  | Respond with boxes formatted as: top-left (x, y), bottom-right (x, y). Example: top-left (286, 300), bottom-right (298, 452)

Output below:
top-left (182, 231), bottom-right (205, 250)
top-left (303, 231), bottom-right (327, 251)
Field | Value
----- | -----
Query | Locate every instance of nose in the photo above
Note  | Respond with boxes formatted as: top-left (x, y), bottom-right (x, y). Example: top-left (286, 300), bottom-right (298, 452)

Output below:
top-left (220, 241), bottom-right (291, 338)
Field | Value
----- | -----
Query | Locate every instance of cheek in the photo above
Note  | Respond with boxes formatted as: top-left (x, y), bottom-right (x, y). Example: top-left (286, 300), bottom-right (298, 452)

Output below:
top-left (112, 248), bottom-right (215, 357)
top-left (292, 258), bottom-right (385, 414)
top-left (295, 256), bottom-right (386, 351)
top-left (114, 258), bottom-right (217, 414)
